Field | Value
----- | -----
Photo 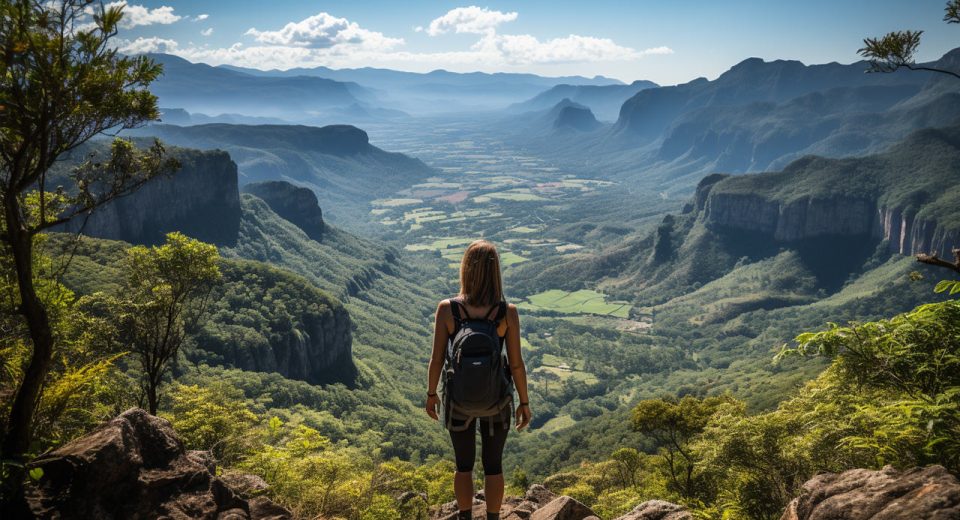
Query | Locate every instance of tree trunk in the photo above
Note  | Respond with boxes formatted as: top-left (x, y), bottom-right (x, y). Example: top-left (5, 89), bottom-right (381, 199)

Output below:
top-left (146, 381), bottom-right (159, 415)
top-left (2, 194), bottom-right (55, 461)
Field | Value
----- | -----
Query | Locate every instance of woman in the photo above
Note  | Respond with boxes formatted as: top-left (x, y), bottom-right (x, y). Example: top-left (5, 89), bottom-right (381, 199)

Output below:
top-left (426, 239), bottom-right (532, 520)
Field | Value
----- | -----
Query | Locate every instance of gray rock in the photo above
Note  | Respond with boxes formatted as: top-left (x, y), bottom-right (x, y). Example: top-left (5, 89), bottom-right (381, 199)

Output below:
top-left (780, 465), bottom-right (960, 520)
top-left (614, 499), bottom-right (692, 520)
top-left (23, 408), bottom-right (291, 519)
top-left (529, 496), bottom-right (596, 520)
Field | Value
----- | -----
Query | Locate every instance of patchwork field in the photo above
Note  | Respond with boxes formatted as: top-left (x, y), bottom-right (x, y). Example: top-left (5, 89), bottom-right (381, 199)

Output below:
top-left (519, 289), bottom-right (632, 318)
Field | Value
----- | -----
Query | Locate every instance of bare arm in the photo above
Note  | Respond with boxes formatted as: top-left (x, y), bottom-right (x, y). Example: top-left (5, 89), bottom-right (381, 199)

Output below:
top-left (425, 301), bottom-right (450, 420)
top-left (504, 304), bottom-right (530, 406)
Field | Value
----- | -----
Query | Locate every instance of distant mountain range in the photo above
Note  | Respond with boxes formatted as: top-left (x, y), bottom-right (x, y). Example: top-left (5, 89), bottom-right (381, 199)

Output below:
top-left (515, 48), bottom-right (960, 192)
top-left (219, 62), bottom-right (623, 114)
top-left (145, 54), bottom-right (383, 123)
top-left (509, 80), bottom-right (658, 121)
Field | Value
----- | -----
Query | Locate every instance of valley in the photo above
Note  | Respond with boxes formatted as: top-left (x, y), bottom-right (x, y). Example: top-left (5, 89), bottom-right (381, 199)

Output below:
top-left (5, 3), bottom-right (960, 516)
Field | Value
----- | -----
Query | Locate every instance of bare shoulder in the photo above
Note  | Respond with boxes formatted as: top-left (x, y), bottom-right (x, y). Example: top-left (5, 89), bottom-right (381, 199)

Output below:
top-left (506, 303), bottom-right (520, 323)
top-left (436, 299), bottom-right (452, 315)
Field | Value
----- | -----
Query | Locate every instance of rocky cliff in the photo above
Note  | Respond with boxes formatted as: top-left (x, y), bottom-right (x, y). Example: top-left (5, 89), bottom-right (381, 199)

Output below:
top-left (697, 127), bottom-right (960, 258)
top-left (243, 181), bottom-right (325, 241)
top-left (58, 148), bottom-right (242, 246)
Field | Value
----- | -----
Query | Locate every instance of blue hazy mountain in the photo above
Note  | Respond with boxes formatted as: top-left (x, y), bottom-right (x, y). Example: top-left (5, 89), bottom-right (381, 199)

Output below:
top-left (146, 54), bottom-right (392, 123)
top-left (526, 49), bottom-right (960, 191)
top-left (220, 62), bottom-right (624, 114)
top-left (509, 80), bottom-right (658, 121)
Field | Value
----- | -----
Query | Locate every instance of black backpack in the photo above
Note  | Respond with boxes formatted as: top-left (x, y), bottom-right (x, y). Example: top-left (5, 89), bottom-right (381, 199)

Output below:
top-left (442, 297), bottom-right (513, 433)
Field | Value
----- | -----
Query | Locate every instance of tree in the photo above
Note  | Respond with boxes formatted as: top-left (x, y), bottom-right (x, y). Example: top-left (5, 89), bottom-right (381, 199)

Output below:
top-left (1, 0), bottom-right (174, 462)
top-left (117, 232), bottom-right (220, 414)
top-left (631, 394), bottom-right (741, 499)
top-left (859, 0), bottom-right (960, 79)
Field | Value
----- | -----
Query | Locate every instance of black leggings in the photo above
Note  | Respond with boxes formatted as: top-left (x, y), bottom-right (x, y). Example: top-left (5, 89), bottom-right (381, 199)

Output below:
top-left (449, 417), bottom-right (509, 475)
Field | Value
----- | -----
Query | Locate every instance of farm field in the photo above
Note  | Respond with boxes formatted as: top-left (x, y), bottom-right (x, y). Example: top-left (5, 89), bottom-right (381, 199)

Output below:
top-left (519, 289), bottom-right (632, 318)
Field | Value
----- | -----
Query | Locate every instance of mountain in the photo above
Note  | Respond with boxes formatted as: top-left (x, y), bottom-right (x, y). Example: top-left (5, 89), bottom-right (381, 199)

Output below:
top-left (55, 146), bottom-right (242, 246)
top-left (145, 54), bottom-right (385, 123)
top-left (511, 125), bottom-right (960, 306)
top-left (125, 123), bottom-right (435, 226)
top-left (221, 62), bottom-right (625, 114)
top-left (553, 103), bottom-right (602, 132)
top-left (510, 80), bottom-right (658, 121)
top-left (243, 181), bottom-right (325, 241)
top-left (527, 49), bottom-right (960, 191)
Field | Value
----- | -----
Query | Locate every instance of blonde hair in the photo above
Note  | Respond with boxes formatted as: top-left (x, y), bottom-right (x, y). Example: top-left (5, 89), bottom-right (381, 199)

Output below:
top-left (458, 240), bottom-right (504, 307)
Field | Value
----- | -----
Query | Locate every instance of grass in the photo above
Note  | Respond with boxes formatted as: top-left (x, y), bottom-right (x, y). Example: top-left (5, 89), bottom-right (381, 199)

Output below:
top-left (520, 289), bottom-right (631, 318)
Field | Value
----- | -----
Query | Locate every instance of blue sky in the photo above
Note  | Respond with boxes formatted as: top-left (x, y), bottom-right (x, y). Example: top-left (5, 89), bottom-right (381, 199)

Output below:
top-left (111, 1), bottom-right (958, 85)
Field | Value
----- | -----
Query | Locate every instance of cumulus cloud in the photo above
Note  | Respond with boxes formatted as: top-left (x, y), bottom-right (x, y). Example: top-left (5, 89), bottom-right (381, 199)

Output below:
top-left (426, 6), bottom-right (517, 36)
top-left (245, 12), bottom-right (403, 51)
top-left (194, 14), bottom-right (209, 22)
top-left (201, 27), bottom-right (213, 37)
top-left (123, 8), bottom-right (671, 73)
top-left (105, 2), bottom-right (181, 29)
top-left (116, 36), bottom-right (179, 54)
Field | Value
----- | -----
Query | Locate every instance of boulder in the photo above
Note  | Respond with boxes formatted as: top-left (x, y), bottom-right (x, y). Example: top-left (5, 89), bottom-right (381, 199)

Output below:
top-left (22, 408), bottom-right (291, 520)
top-left (529, 496), bottom-right (596, 520)
top-left (614, 500), bottom-right (692, 520)
top-left (781, 465), bottom-right (960, 520)
top-left (431, 484), bottom-right (586, 520)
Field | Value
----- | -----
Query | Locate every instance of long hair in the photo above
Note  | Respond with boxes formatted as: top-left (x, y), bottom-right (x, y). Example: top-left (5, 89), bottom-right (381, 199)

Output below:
top-left (458, 240), bottom-right (504, 307)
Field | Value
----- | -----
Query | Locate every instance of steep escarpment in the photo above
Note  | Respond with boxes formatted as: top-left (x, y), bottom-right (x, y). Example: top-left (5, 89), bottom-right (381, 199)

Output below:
top-left (58, 148), bottom-right (241, 246)
top-left (701, 126), bottom-right (960, 257)
top-left (243, 181), bottom-right (325, 241)
top-left (128, 123), bottom-right (435, 225)
top-left (554, 104), bottom-right (602, 132)
top-left (196, 260), bottom-right (354, 385)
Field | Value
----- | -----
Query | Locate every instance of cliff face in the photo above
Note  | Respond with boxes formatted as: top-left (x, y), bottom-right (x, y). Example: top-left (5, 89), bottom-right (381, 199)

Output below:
top-left (59, 149), bottom-right (241, 246)
top-left (701, 189), bottom-right (959, 258)
top-left (242, 181), bottom-right (324, 241)
top-left (196, 260), bottom-right (355, 386)
top-left (204, 303), bottom-right (353, 385)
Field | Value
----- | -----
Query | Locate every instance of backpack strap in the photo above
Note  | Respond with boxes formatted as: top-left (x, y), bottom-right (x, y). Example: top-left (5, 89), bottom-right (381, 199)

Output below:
top-left (491, 301), bottom-right (507, 324)
top-left (449, 298), bottom-right (464, 325)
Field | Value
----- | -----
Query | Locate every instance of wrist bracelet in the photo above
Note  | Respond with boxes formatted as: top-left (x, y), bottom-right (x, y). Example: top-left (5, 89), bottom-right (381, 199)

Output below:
top-left (519, 402), bottom-right (529, 406)
top-left (427, 392), bottom-right (437, 397)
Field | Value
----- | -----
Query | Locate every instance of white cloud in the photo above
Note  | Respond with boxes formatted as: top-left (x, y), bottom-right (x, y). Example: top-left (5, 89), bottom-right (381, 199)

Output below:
top-left (104, 2), bottom-right (181, 29)
top-left (426, 6), bottom-right (517, 36)
top-left (122, 8), bottom-right (671, 74)
top-left (116, 36), bottom-right (179, 54)
top-left (194, 14), bottom-right (209, 22)
top-left (475, 34), bottom-right (673, 64)
top-left (201, 27), bottom-right (213, 37)
top-left (245, 12), bottom-right (403, 51)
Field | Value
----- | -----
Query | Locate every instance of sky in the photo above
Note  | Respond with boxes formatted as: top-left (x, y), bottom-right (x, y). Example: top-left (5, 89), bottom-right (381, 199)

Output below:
top-left (105, 0), bottom-right (959, 85)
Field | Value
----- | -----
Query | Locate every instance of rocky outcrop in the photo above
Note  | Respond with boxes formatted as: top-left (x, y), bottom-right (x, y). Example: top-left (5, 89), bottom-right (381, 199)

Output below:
top-left (431, 485), bottom-right (597, 520)
top-left (243, 181), bottom-right (325, 241)
top-left (21, 408), bottom-right (291, 520)
top-left (780, 465), bottom-right (960, 520)
top-left (58, 148), bottom-right (241, 246)
top-left (614, 500), bottom-right (691, 520)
